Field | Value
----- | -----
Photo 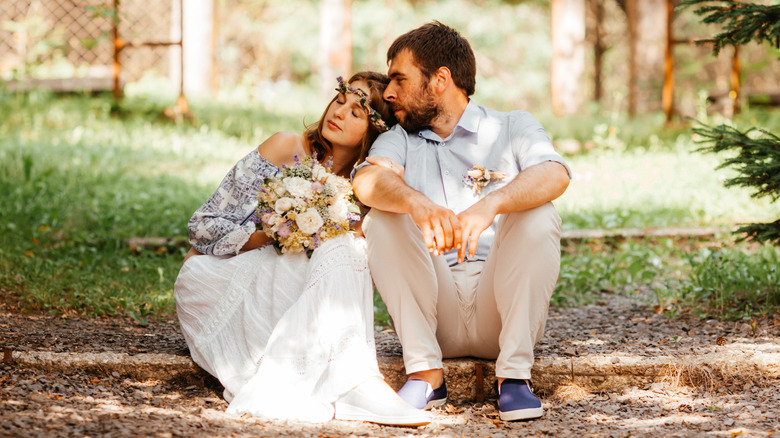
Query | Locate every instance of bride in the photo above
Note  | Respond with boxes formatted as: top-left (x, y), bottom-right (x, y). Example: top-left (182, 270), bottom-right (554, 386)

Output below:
top-left (173, 72), bottom-right (430, 426)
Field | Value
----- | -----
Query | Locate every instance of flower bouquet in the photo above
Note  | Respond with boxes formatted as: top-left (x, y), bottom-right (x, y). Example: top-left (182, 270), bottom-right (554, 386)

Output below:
top-left (255, 155), bottom-right (362, 255)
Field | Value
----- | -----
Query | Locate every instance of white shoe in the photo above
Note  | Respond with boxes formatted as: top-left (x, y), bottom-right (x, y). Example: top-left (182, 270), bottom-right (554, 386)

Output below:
top-left (334, 379), bottom-right (432, 427)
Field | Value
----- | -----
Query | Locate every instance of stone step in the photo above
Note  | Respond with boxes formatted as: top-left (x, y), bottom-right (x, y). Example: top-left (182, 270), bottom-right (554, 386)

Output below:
top-left (10, 345), bottom-right (779, 403)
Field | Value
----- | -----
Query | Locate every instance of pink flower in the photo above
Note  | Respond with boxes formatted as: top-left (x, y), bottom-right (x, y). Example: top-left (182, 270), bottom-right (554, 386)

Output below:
top-left (277, 223), bottom-right (291, 238)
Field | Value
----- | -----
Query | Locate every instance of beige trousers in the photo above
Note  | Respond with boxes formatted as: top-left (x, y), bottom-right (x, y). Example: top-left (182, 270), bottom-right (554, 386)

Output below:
top-left (364, 203), bottom-right (561, 380)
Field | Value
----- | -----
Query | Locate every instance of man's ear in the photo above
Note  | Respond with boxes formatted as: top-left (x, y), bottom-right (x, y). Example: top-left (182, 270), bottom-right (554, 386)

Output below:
top-left (430, 66), bottom-right (452, 94)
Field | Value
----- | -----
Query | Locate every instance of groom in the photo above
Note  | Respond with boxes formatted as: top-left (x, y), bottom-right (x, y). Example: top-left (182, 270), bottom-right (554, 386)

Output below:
top-left (352, 22), bottom-right (571, 421)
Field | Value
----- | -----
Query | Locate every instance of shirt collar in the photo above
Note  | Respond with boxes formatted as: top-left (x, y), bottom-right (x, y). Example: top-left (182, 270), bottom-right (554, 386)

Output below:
top-left (419, 100), bottom-right (479, 142)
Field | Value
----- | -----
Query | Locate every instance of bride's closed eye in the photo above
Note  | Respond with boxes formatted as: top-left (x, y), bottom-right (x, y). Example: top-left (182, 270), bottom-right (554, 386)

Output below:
top-left (335, 92), bottom-right (368, 121)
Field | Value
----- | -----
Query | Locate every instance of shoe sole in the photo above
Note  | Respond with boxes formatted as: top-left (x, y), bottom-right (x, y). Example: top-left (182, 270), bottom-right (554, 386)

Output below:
top-left (499, 406), bottom-right (543, 421)
top-left (422, 397), bottom-right (447, 410)
top-left (334, 402), bottom-right (431, 427)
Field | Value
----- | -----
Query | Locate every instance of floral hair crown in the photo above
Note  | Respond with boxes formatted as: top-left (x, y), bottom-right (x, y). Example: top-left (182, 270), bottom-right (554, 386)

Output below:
top-left (335, 76), bottom-right (389, 133)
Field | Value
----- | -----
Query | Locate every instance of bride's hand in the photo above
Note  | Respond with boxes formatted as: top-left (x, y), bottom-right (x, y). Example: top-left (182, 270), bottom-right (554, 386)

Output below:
top-left (365, 156), bottom-right (404, 179)
top-left (350, 216), bottom-right (365, 237)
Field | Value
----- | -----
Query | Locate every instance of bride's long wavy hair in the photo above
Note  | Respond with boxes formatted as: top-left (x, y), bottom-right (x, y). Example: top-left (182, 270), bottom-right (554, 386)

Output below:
top-left (303, 72), bottom-right (396, 176)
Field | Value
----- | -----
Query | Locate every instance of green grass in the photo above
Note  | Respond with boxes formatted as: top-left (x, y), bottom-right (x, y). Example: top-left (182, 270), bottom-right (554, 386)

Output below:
top-left (555, 236), bottom-right (780, 320)
top-left (1, 90), bottom-right (778, 322)
top-left (556, 145), bottom-right (780, 230)
top-left (677, 244), bottom-right (779, 319)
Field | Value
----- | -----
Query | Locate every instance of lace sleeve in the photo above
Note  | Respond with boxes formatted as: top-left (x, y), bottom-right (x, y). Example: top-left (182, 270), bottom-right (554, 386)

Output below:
top-left (188, 149), bottom-right (279, 255)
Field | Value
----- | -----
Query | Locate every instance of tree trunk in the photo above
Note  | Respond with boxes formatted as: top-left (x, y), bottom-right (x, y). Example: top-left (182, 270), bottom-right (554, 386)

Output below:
top-left (551, 0), bottom-right (586, 116)
top-left (171, 0), bottom-right (214, 97)
top-left (592, 0), bottom-right (605, 103)
top-left (627, 0), bottom-right (667, 115)
top-left (626, 0), bottom-right (638, 116)
top-left (318, 0), bottom-right (353, 101)
top-left (662, 0), bottom-right (675, 123)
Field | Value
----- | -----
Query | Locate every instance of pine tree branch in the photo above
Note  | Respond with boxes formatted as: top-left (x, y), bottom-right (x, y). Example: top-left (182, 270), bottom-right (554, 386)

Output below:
top-left (735, 220), bottom-right (780, 245)
top-left (680, 0), bottom-right (780, 55)
top-left (693, 123), bottom-right (780, 202)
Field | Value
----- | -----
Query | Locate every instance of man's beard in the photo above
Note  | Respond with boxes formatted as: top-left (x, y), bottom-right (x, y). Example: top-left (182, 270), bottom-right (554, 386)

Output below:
top-left (396, 84), bottom-right (439, 132)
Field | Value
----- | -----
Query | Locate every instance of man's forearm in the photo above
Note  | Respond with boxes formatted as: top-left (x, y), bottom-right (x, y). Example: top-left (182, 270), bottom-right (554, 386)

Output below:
top-left (355, 164), bottom-right (463, 255)
top-left (353, 165), bottom-right (428, 214)
top-left (483, 161), bottom-right (570, 214)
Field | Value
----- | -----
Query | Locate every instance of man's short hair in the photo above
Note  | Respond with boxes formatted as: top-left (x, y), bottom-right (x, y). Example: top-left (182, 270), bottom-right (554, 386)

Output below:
top-left (387, 21), bottom-right (476, 96)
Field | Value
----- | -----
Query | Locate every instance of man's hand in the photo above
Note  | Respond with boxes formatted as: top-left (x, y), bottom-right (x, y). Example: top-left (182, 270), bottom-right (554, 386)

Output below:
top-left (410, 201), bottom-right (462, 256)
top-left (359, 155), bottom-right (465, 255)
top-left (456, 197), bottom-right (500, 264)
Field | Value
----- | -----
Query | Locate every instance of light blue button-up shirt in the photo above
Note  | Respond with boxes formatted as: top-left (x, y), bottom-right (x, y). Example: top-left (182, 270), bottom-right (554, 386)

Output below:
top-left (357, 101), bottom-right (571, 266)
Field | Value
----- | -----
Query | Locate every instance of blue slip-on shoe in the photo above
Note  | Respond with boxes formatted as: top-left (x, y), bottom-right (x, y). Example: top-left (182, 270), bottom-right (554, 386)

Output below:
top-left (396, 379), bottom-right (447, 410)
top-left (497, 379), bottom-right (543, 421)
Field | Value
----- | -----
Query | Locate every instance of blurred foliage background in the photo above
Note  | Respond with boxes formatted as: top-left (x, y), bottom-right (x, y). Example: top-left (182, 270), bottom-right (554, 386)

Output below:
top-left (2, 0), bottom-right (779, 116)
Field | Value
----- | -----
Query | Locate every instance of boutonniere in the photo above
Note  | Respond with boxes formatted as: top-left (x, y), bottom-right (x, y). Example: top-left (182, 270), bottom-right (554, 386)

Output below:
top-left (463, 164), bottom-right (506, 194)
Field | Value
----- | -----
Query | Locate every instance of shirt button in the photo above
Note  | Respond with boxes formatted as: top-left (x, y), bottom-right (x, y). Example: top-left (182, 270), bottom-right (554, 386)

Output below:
top-left (444, 170), bottom-right (450, 175)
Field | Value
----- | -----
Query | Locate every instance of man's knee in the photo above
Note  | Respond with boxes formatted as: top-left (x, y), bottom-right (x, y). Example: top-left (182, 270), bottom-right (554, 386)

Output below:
top-left (499, 203), bottom-right (561, 244)
top-left (364, 209), bottom-right (402, 235)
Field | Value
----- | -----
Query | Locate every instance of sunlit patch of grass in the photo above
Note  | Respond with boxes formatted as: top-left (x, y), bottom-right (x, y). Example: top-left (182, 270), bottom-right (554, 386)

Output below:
top-left (557, 146), bottom-right (780, 231)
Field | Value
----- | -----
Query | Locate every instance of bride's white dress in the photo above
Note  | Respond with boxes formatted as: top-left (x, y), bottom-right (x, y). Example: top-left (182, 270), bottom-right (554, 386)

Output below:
top-left (173, 148), bottom-right (381, 422)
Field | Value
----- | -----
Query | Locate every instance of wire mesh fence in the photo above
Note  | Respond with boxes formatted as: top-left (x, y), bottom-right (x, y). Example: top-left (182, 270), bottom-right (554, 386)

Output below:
top-left (2, 0), bottom-right (777, 115)
top-left (0, 0), bottom-right (173, 85)
top-left (0, 0), bottom-right (269, 94)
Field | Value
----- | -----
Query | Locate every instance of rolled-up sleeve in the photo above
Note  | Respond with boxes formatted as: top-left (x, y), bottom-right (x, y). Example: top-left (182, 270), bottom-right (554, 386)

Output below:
top-left (352, 126), bottom-right (409, 178)
top-left (510, 111), bottom-right (572, 178)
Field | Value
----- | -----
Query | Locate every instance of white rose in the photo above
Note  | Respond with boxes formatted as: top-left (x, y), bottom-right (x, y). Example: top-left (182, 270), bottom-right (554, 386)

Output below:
top-left (284, 177), bottom-right (314, 198)
top-left (269, 180), bottom-right (287, 197)
top-left (327, 199), bottom-right (349, 223)
top-left (274, 197), bottom-right (294, 214)
top-left (325, 173), bottom-right (341, 187)
top-left (296, 209), bottom-right (324, 235)
top-left (325, 174), bottom-right (351, 197)
top-left (311, 163), bottom-right (328, 181)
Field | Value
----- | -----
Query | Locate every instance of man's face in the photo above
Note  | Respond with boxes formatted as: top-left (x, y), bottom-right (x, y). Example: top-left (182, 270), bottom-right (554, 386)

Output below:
top-left (384, 50), bottom-right (439, 132)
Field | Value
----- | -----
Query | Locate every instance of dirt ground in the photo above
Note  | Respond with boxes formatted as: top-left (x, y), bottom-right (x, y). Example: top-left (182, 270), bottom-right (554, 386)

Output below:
top-left (2, 361), bottom-right (778, 438)
top-left (2, 291), bottom-right (779, 437)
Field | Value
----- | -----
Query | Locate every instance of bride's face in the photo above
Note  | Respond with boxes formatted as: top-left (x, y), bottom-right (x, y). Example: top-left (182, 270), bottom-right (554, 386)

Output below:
top-left (322, 80), bottom-right (371, 149)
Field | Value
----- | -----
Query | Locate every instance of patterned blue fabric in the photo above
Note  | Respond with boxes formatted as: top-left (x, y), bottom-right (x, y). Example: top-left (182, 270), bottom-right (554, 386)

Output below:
top-left (188, 148), bottom-right (280, 255)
